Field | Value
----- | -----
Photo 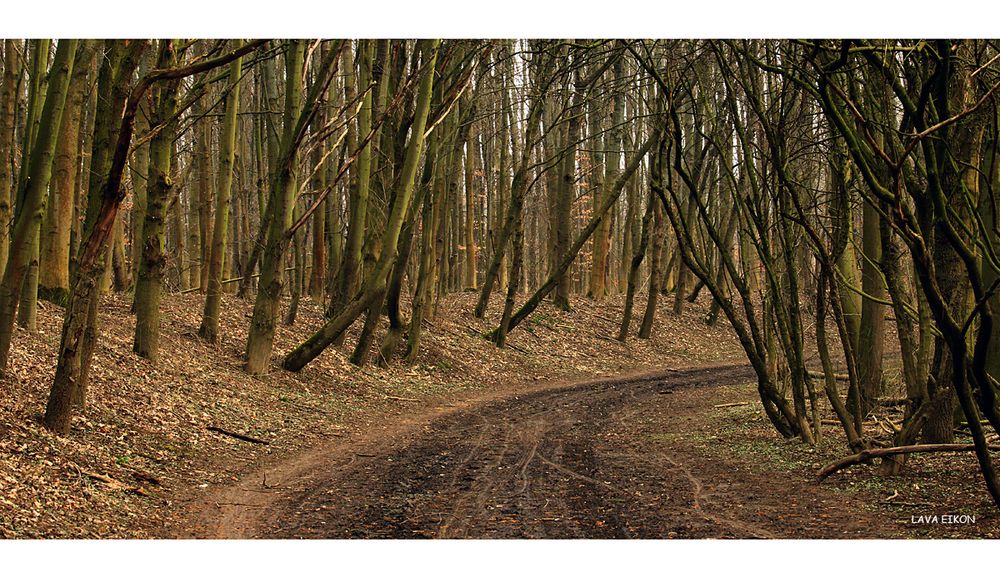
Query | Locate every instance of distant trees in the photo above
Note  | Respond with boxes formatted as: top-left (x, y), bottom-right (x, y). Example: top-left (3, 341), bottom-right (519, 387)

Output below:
top-left (625, 39), bottom-right (1000, 507)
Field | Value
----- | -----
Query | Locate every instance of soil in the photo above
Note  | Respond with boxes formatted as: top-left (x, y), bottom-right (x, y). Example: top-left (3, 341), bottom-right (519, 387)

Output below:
top-left (185, 363), bottom-right (999, 539)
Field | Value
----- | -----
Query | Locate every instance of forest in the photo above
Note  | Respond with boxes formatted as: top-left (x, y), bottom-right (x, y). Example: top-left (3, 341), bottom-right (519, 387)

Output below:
top-left (1, 38), bottom-right (1000, 541)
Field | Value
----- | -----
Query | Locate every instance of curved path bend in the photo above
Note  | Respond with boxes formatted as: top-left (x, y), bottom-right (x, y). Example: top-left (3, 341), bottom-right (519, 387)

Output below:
top-left (188, 364), bottom-right (896, 539)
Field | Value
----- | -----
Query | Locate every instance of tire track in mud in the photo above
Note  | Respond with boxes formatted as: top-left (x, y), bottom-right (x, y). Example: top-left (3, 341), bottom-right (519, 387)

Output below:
top-left (227, 363), bottom-right (761, 539)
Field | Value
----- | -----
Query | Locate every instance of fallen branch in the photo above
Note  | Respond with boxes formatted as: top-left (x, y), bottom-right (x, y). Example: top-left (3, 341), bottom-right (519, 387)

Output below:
top-left (883, 491), bottom-right (934, 508)
top-left (594, 332), bottom-right (621, 342)
top-left (507, 342), bottom-right (530, 355)
top-left (207, 426), bottom-right (270, 445)
top-left (81, 469), bottom-right (115, 485)
top-left (215, 502), bottom-right (265, 508)
top-left (806, 370), bottom-right (849, 382)
top-left (713, 401), bottom-right (750, 408)
top-left (817, 443), bottom-right (1000, 481)
top-left (385, 395), bottom-right (419, 403)
top-left (129, 470), bottom-right (161, 486)
top-left (872, 415), bottom-right (900, 434)
top-left (279, 398), bottom-right (335, 415)
top-left (79, 468), bottom-right (150, 496)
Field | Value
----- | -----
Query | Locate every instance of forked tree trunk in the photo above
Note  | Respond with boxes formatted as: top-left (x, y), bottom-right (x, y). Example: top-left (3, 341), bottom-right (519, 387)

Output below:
top-left (283, 40), bottom-right (439, 372)
top-left (245, 40), bottom-right (305, 374)
top-left (618, 188), bottom-right (654, 341)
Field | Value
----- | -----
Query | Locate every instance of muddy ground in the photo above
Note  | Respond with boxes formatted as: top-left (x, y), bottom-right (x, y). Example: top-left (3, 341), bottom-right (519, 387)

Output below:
top-left (186, 363), bottom-right (999, 539)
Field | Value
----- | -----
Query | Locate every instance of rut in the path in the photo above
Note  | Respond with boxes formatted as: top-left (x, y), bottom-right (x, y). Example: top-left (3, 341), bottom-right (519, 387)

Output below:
top-left (256, 364), bottom-right (762, 538)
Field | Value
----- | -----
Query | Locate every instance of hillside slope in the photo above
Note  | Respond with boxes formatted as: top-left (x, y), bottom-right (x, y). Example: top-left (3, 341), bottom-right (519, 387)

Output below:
top-left (0, 291), bottom-right (743, 538)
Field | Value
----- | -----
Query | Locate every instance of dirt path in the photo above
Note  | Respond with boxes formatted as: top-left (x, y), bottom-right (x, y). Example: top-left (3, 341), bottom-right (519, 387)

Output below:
top-left (184, 364), bottom-right (905, 539)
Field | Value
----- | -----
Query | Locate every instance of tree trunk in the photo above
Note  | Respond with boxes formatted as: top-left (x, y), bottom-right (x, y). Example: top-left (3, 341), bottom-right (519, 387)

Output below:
top-left (0, 39), bottom-right (77, 369)
top-left (0, 40), bottom-right (19, 281)
top-left (638, 199), bottom-right (664, 339)
top-left (45, 39), bottom-right (146, 433)
top-left (199, 43), bottom-right (241, 342)
top-left (618, 188), bottom-right (654, 341)
top-left (133, 40), bottom-right (181, 361)
top-left (333, 40), bottom-right (373, 313)
top-left (490, 128), bottom-right (659, 342)
top-left (39, 42), bottom-right (94, 305)
top-left (14, 39), bottom-right (53, 332)
top-left (245, 40), bottom-right (305, 375)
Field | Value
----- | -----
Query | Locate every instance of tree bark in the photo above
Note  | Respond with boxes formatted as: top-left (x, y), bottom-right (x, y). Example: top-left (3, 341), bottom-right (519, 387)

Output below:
top-left (0, 39), bottom-right (77, 369)
top-left (199, 42), bottom-right (242, 342)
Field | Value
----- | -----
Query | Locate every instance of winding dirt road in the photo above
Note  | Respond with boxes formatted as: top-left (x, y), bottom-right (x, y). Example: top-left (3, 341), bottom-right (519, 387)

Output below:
top-left (187, 364), bottom-right (900, 539)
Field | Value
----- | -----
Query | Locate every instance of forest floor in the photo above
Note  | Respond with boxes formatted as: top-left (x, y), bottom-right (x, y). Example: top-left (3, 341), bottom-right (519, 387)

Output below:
top-left (187, 365), bottom-right (1000, 539)
top-left (1, 289), bottom-right (998, 538)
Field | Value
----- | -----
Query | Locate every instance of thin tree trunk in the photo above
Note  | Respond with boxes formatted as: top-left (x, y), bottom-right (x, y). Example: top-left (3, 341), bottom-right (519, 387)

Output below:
top-left (618, 189), bottom-right (654, 341)
top-left (199, 43), bottom-right (241, 342)
top-left (0, 40), bottom-right (19, 280)
top-left (638, 198), bottom-right (664, 339)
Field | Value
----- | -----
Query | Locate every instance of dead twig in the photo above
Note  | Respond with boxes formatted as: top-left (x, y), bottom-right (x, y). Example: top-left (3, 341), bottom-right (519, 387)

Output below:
top-left (207, 426), bottom-right (270, 445)
top-left (80, 468), bottom-right (150, 496)
top-left (506, 342), bottom-right (531, 355)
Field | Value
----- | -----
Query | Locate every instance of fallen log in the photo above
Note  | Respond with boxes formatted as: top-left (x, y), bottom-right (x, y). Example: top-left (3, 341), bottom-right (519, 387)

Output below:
top-left (817, 443), bottom-right (1000, 481)
top-left (207, 426), bottom-right (270, 445)
top-left (713, 401), bottom-right (750, 408)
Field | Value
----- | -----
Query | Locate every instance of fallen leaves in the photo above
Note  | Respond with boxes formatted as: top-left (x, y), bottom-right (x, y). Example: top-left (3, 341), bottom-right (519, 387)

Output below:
top-left (1, 289), bottom-right (744, 538)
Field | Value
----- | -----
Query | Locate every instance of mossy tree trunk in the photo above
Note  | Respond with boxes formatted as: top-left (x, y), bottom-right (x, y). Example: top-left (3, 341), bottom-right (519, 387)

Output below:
top-left (0, 39), bottom-right (77, 370)
top-left (13, 39), bottom-right (52, 332)
top-left (40, 41), bottom-right (97, 306)
top-left (199, 43), bottom-right (242, 342)
top-left (0, 41), bottom-right (21, 281)
top-left (283, 39), bottom-right (440, 372)
top-left (245, 40), bottom-right (342, 374)
top-left (245, 40), bottom-right (306, 374)
top-left (133, 40), bottom-right (182, 361)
